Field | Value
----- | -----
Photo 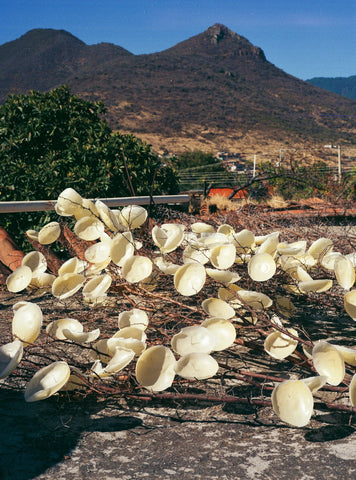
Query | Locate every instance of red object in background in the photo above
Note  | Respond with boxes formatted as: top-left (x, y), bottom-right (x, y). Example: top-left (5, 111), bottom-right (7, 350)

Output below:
top-left (207, 187), bottom-right (247, 199)
top-left (0, 226), bottom-right (25, 271)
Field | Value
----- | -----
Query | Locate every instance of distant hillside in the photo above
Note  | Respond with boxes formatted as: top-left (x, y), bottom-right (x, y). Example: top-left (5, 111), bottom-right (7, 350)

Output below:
top-left (306, 76), bottom-right (356, 101)
top-left (0, 25), bottom-right (355, 154)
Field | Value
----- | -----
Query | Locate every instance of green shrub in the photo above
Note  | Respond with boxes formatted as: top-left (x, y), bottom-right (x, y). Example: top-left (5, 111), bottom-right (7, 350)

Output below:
top-left (0, 86), bottom-right (179, 249)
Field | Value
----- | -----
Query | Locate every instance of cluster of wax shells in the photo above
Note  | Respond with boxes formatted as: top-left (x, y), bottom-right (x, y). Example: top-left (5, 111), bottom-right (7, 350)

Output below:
top-left (2, 187), bottom-right (356, 427)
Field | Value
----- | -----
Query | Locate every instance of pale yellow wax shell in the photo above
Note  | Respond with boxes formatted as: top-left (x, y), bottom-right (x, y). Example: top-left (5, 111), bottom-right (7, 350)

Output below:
top-left (136, 345), bottom-right (176, 392)
top-left (0, 340), bottom-right (23, 379)
top-left (248, 252), bottom-right (276, 282)
top-left (175, 353), bottom-right (219, 380)
top-left (12, 301), bottom-right (43, 344)
top-left (272, 379), bottom-right (314, 427)
top-left (201, 297), bottom-right (235, 320)
top-left (56, 188), bottom-right (83, 216)
top-left (174, 263), bottom-right (206, 296)
top-left (201, 317), bottom-right (236, 351)
top-left (6, 266), bottom-right (32, 293)
top-left (21, 251), bottom-right (47, 277)
top-left (25, 361), bottom-right (71, 402)
top-left (312, 341), bottom-right (345, 386)
top-left (38, 222), bottom-right (61, 245)
top-left (119, 205), bottom-right (148, 230)
top-left (171, 325), bottom-right (217, 356)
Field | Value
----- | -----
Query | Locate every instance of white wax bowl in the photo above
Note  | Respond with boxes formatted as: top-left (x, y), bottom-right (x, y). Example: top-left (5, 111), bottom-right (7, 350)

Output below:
top-left (272, 379), bottom-right (314, 427)
top-left (175, 353), bottom-right (219, 380)
top-left (0, 340), bottom-right (23, 379)
top-left (25, 361), bottom-right (71, 402)
top-left (136, 345), bottom-right (176, 392)
top-left (171, 325), bottom-right (217, 356)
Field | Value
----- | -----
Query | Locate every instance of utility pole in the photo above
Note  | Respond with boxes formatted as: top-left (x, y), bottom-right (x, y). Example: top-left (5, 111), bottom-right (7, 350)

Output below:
top-left (324, 145), bottom-right (342, 184)
top-left (253, 154), bottom-right (256, 178)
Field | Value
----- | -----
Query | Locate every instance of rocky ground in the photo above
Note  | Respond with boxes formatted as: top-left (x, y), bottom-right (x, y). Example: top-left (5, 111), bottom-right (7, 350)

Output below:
top-left (1, 206), bottom-right (356, 479)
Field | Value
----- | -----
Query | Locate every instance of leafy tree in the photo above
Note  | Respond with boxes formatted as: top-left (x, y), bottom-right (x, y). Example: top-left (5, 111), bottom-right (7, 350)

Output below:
top-left (0, 86), bottom-right (179, 248)
top-left (174, 150), bottom-right (218, 169)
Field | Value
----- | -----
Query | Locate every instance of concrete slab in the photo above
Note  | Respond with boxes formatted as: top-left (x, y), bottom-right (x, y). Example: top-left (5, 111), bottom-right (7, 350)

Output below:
top-left (1, 388), bottom-right (355, 480)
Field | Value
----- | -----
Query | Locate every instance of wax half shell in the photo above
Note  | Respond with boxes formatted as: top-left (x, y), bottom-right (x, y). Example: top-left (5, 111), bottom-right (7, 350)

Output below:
top-left (110, 232), bottom-right (135, 266)
top-left (118, 308), bottom-right (149, 331)
top-left (205, 268), bottom-right (241, 284)
top-left (308, 237), bottom-right (333, 262)
top-left (154, 256), bottom-right (181, 275)
top-left (264, 328), bottom-right (298, 360)
top-left (74, 216), bottom-right (105, 241)
top-left (174, 263), bottom-right (206, 296)
top-left (298, 279), bottom-right (333, 293)
top-left (58, 257), bottom-right (87, 276)
top-left (229, 229), bottom-right (255, 253)
top-left (74, 197), bottom-right (99, 219)
top-left (95, 200), bottom-right (121, 232)
top-left (210, 244), bottom-right (236, 270)
top-left (333, 345), bottom-right (356, 366)
top-left (272, 379), bottom-right (314, 427)
top-left (118, 205), bottom-right (148, 230)
top-left (334, 256), bottom-right (355, 290)
top-left (217, 224), bottom-right (235, 236)
top-left (344, 290), bottom-right (356, 320)
top-left (136, 345), bottom-right (176, 392)
top-left (277, 241), bottom-right (307, 256)
top-left (30, 272), bottom-right (56, 289)
top-left (0, 340), bottom-right (23, 379)
top-left (175, 353), bottom-right (219, 380)
top-left (248, 253), bottom-right (276, 282)
top-left (182, 244), bottom-right (210, 265)
top-left (46, 318), bottom-right (84, 340)
top-left (232, 289), bottom-right (273, 310)
top-left (38, 222), bottom-right (61, 245)
top-left (12, 301), bottom-right (43, 344)
top-left (121, 255), bottom-right (153, 283)
top-left (171, 325), bottom-right (217, 356)
top-left (191, 222), bottom-right (215, 234)
top-left (201, 298), bottom-right (235, 320)
top-left (82, 274), bottom-right (112, 300)
top-left (302, 375), bottom-right (327, 393)
top-left (21, 251), bottom-right (47, 277)
top-left (201, 318), bottom-right (236, 351)
top-left (104, 347), bottom-right (135, 374)
top-left (56, 188), bottom-right (82, 216)
top-left (312, 341), bottom-right (345, 386)
top-left (84, 241), bottom-right (111, 264)
top-left (349, 374), bottom-right (356, 407)
top-left (6, 266), bottom-right (32, 292)
top-left (152, 223), bottom-right (185, 253)
top-left (112, 327), bottom-right (147, 355)
top-left (256, 233), bottom-right (279, 256)
top-left (62, 328), bottom-right (100, 343)
top-left (52, 273), bottom-right (85, 299)
top-left (24, 361), bottom-right (71, 402)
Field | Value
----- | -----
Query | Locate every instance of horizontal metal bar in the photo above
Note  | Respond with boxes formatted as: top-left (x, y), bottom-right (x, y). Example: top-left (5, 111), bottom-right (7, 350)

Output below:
top-left (0, 195), bottom-right (191, 213)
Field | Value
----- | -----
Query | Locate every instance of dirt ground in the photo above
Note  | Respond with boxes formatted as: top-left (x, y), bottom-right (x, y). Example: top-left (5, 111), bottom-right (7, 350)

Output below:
top-left (1, 210), bottom-right (356, 480)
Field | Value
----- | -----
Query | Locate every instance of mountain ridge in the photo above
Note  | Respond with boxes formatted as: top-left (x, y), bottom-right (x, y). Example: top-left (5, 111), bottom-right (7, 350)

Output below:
top-left (0, 25), bottom-right (355, 154)
top-left (306, 75), bottom-right (356, 101)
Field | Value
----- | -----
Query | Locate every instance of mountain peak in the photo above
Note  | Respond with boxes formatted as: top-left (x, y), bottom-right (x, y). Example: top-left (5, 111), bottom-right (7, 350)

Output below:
top-left (205, 23), bottom-right (239, 44)
top-left (164, 23), bottom-right (266, 60)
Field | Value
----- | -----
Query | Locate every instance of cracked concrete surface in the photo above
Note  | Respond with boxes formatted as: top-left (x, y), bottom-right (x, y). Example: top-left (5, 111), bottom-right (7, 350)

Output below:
top-left (1, 389), bottom-right (355, 480)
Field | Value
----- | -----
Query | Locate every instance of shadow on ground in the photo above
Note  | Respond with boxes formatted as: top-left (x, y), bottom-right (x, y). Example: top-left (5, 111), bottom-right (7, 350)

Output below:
top-left (0, 389), bottom-right (142, 480)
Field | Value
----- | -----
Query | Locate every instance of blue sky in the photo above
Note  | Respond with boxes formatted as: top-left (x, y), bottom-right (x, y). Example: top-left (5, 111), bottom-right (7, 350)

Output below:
top-left (0, 0), bottom-right (355, 79)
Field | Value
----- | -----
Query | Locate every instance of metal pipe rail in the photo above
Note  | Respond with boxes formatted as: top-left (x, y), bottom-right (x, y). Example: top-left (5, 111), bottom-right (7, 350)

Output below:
top-left (0, 195), bottom-right (190, 214)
